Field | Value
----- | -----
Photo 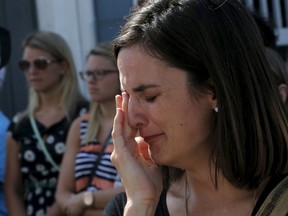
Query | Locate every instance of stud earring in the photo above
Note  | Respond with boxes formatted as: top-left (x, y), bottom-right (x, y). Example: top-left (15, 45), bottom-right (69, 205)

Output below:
top-left (214, 107), bottom-right (218, 113)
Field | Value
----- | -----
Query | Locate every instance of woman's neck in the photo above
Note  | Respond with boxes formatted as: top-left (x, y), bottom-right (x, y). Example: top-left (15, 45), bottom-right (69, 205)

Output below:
top-left (167, 171), bottom-right (261, 216)
top-left (38, 89), bottom-right (62, 109)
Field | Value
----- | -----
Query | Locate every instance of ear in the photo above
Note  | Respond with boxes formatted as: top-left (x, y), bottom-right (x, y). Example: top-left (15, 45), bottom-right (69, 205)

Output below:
top-left (206, 81), bottom-right (218, 111)
top-left (278, 84), bottom-right (288, 103)
top-left (209, 84), bottom-right (218, 111)
top-left (211, 93), bottom-right (218, 111)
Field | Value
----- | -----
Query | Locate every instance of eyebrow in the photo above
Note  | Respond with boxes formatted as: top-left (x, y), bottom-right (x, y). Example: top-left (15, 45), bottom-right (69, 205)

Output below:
top-left (121, 84), bottom-right (160, 93)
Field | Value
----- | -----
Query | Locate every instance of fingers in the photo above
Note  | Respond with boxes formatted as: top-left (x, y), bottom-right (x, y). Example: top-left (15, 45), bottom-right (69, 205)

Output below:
top-left (122, 92), bottom-right (132, 137)
top-left (113, 94), bottom-right (123, 137)
top-left (112, 94), bottom-right (136, 167)
top-left (122, 92), bottom-right (138, 139)
top-left (135, 137), bottom-right (154, 164)
top-left (112, 93), bottom-right (139, 165)
top-left (112, 108), bottom-right (123, 143)
top-left (115, 94), bottom-right (123, 111)
top-left (112, 95), bottom-right (124, 152)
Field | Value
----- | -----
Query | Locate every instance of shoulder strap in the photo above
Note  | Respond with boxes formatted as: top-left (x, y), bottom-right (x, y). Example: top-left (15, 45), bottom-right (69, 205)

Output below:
top-left (256, 175), bottom-right (288, 216)
top-left (29, 115), bottom-right (60, 172)
top-left (87, 129), bottom-right (112, 187)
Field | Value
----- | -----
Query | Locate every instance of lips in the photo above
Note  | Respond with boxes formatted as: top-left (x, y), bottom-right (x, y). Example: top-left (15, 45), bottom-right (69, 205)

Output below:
top-left (29, 78), bottom-right (41, 82)
top-left (143, 133), bottom-right (164, 144)
top-left (88, 88), bottom-right (99, 94)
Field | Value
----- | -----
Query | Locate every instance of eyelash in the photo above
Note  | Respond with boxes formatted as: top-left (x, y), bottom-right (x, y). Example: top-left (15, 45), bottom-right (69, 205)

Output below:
top-left (145, 95), bottom-right (158, 103)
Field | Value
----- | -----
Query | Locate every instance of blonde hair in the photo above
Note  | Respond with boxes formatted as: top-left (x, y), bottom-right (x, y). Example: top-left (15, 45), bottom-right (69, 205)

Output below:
top-left (22, 31), bottom-right (82, 121)
top-left (84, 42), bottom-right (118, 143)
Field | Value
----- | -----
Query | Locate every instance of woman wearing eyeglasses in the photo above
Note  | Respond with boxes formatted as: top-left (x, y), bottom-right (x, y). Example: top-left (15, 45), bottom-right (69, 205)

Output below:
top-left (5, 31), bottom-right (88, 216)
top-left (56, 42), bottom-right (124, 216)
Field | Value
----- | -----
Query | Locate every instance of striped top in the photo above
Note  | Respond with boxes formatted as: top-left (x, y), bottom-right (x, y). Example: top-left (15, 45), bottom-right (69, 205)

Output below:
top-left (74, 114), bottom-right (120, 192)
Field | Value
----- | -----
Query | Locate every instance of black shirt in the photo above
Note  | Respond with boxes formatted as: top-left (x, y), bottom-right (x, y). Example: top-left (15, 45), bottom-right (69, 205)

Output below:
top-left (104, 174), bottom-right (288, 216)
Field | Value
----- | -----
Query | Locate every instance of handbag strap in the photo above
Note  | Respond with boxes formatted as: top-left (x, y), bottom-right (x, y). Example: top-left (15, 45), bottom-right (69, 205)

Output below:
top-left (29, 115), bottom-right (60, 172)
top-left (256, 175), bottom-right (288, 216)
top-left (87, 129), bottom-right (112, 187)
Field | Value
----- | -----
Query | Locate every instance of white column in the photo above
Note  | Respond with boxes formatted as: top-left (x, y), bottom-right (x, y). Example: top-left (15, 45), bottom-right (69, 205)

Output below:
top-left (272, 0), bottom-right (283, 28)
top-left (259, 0), bottom-right (269, 20)
top-left (35, 0), bottom-right (96, 98)
top-left (132, 0), bottom-right (138, 6)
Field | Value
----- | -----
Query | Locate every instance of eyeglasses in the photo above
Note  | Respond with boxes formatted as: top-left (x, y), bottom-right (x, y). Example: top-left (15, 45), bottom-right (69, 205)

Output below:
top-left (18, 58), bottom-right (60, 71)
top-left (79, 70), bottom-right (118, 81)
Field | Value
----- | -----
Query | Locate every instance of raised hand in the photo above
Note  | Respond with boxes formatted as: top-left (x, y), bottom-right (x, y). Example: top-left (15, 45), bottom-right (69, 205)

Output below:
top-left (111, 92), bottom-right (162, 215)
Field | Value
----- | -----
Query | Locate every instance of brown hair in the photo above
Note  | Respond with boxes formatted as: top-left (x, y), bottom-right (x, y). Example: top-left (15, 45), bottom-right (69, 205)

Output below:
top-left (114, 0), bottom-right (288, 189)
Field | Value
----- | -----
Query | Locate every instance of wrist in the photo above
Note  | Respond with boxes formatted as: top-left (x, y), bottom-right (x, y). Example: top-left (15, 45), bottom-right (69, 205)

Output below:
top-left (83, 191), bottom-right (94, 208)
top-left (124, 202), bottom-right (157, 216)
top-left (124, 199), bottom-right (158, 216)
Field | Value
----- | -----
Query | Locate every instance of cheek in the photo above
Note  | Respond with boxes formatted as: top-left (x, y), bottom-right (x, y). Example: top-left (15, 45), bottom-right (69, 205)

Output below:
top-left (45, 68), bottom-right (63, 79)
top-left (167, 101), bottom-right (197, 129)
top-left (49, 73), bottom-right (63, 83)
top-left (24, 73), bottom-right (29, 80)
top-left (144, 104), bottom-right (166, 126)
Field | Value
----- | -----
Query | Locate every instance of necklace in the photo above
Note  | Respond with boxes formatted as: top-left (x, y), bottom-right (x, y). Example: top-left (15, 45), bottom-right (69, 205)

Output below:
top-left (184, 173), bottom-right (258, 216)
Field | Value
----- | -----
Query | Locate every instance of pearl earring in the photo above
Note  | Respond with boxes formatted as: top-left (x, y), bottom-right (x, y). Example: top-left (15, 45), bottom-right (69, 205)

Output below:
top-left (214, 107), bottom-right (218, 113)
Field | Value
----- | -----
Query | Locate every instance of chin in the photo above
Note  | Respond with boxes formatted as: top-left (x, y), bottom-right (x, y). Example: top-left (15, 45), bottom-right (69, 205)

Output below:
top-left (150, 151), bottom-right (167, 165)
top-left (90, 95), bottom-right (102, 101)
top-left (32, 88), bottom-right (47, 92)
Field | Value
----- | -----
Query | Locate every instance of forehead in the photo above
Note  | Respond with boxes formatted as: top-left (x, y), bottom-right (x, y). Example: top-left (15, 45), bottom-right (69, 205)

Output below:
top-left (117, 45), bottom-right (187, 92)
top-left (86, 54), bottom-right (114, 68)
top-left (22, 47), bottom-right (52, 59)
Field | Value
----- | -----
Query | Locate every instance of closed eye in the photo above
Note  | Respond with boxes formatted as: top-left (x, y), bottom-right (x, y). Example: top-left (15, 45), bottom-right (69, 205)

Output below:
top-left (145, 95), bottom-right (158, 103)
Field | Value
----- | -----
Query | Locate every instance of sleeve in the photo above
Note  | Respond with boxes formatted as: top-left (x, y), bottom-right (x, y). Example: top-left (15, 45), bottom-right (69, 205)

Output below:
top-left (7, 117), bottom-right (18, 140)
top-left (6, 113), bottom-right (29, 141)
top-left (104, 191), bottom-right (168, 216)
top-left (103, 192), bottom-right (127, 216)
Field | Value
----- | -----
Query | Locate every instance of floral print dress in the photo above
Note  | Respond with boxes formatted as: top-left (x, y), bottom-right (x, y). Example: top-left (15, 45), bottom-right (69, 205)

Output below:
top-left (7, 105), bottom-right (87, 216)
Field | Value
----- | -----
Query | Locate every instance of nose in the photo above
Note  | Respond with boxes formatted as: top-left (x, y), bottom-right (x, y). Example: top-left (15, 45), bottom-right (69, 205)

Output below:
top-left (127, 96), bottom-right (148, 129)
top-left (26, 64), bottom-right (38, 75)
top-left (87, 74), bottom-right (98, 84)
top-left (87, 76), bottom-right (94, 83)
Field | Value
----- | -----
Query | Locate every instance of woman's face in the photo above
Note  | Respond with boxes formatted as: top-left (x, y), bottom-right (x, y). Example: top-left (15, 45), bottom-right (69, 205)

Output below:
top-left (21, 47), bottom-right (64, 93)
top-left (85, 55), bottom-right (120, 103)
top-left (117, 45), bottom-right (216, 168)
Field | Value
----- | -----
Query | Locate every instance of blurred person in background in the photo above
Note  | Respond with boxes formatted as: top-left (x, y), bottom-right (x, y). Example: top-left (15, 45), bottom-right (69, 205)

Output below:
top-left (0, 26), bottom-right (11, 216)
top-left (265, 47), bottom-right (288, 104)
top-left (56, 42), bottom-right (124, 216)
top-left (5, 31), bottom-right (87, 216)
top-left (251, 11), bottom-right (288, 104)
top-left (0, 68), bottom-right (9, 216)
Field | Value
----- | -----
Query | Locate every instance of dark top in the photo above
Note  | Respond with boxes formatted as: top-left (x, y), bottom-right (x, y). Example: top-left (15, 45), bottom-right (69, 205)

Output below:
top-left (7, 101), bottom-right (88, 216)
top-left (104, 174), bottom-right (288, 216)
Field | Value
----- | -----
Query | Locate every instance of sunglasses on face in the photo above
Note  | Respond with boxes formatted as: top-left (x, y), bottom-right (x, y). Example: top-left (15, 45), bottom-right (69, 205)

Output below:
top-left (79, 69), bottom-right (118, 81)
top-left (18, 58), bottom-right (60, 71)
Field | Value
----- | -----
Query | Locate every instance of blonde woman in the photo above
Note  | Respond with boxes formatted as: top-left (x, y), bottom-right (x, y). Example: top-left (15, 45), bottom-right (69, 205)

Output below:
top-left (56, 42), bottom-right (124, 216)
top-left (5, 31), bottom-right (87, 216)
